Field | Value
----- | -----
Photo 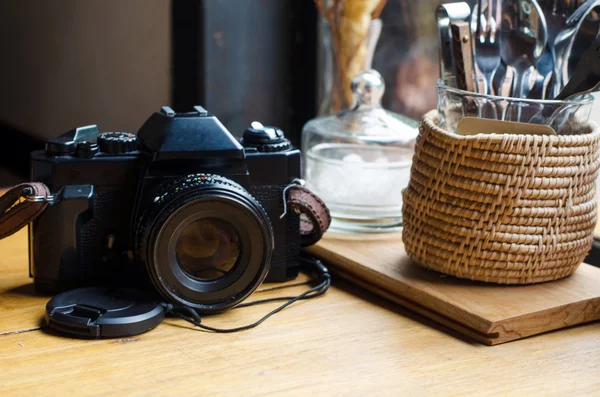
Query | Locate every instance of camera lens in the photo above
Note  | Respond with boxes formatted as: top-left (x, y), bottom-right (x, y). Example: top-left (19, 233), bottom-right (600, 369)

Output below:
top-left (137, 174), bottom-right (274, 313)
top-left (175, 218), bottom-right (241, 281)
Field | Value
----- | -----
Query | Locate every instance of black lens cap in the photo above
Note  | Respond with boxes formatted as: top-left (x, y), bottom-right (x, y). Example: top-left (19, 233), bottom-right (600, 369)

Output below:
top-left (46, 287), bottom-right (165, 338)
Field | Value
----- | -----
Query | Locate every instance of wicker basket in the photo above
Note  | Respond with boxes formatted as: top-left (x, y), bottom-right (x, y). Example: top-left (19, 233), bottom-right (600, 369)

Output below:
top-left (402, 110), bottom-right (600, 284)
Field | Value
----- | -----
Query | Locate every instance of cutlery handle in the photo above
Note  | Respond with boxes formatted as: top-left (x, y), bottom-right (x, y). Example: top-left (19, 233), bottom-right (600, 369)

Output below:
top-left (513, 67), bottom-right (536, 99)
top-left (436, 3), bottom-right (471, 78)
top-left (450, 22), bottom-right (476, 92)
top-left (499, 66), bottom-right (515, 97)
top-left (549, 47), bottom-right (562, 99)
top-left (513, 71), bottom-right (526, 99)
top-left (481, 71), bottom-right (498, 96)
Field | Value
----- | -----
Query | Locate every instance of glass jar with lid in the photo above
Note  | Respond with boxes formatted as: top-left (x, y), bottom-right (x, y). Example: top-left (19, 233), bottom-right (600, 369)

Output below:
top-left (302, 70), bottom-right (418, 233)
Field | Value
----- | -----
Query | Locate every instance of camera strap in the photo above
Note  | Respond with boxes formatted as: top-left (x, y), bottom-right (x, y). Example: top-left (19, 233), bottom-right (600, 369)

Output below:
top-left (0, 181), bottom-right (331, 246)
top-left (161, 253), bottom-right (331, 333)
top-left (1, 181), bottom-right (333, 336)
top-left (0, 182), bottom-right (52, 239)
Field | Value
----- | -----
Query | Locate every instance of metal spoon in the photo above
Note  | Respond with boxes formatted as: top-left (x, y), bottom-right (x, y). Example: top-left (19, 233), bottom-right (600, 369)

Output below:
top-left (564, 1), bottom-right (600, 84)
top-left (537, 0), bottom-right (579, 97)
top-left (555, 36), bottom-right (600, 100)
top-left (529, 37), bottom-right (600, 126)
top-left (499, 0), bottom-right (548, 99)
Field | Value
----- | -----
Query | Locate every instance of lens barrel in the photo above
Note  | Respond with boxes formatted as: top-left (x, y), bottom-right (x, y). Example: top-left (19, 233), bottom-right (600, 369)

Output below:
top-left (136, 174), bottom-right (274, 312)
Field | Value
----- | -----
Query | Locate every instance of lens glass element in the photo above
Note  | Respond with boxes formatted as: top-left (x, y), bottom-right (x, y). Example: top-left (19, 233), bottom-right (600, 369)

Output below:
top-left (176, 218), bottom-right (241, 281)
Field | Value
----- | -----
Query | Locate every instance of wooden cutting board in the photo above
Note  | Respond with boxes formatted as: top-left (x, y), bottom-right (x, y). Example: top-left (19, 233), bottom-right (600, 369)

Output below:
top-left (305, 232), bottom-right (600, 345)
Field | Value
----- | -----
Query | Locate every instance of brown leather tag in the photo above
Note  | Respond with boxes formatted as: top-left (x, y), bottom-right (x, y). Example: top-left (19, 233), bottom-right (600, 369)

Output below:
top-left (286, 185), bottom-right (331, 247)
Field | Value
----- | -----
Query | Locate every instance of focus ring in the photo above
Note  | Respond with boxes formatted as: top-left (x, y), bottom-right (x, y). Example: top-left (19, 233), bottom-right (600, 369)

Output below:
top-left (135, 173), bottom-right (273, 312)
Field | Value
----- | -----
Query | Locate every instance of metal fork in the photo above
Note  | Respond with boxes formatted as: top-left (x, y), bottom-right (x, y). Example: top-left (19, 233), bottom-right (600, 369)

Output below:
top-left (472, 0), bottom-right (501, 95)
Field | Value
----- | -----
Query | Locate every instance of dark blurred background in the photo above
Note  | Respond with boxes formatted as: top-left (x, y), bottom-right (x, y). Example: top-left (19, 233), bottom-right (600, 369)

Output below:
top-left (0, 0), bottom-right (468, 185)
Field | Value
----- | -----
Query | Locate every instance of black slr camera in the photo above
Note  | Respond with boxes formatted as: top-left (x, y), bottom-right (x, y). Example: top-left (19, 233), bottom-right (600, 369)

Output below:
top-left (30, 106), bottom-right (302, 312)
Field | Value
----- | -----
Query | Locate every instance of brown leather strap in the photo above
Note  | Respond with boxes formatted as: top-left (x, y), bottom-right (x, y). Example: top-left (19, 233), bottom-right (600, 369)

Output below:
top-left (0, 183), bottom-right (51, 239)
top-left (286, 185), bottom-right (331, 247)
top-left (0, 182), bottom-right (330, 247)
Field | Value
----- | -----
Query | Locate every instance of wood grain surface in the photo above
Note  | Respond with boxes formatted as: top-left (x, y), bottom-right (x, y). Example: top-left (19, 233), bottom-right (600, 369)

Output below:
top-left (2, 228), bottom-right (600, 396)
top-left (306, 232), bottom-right (600, 345)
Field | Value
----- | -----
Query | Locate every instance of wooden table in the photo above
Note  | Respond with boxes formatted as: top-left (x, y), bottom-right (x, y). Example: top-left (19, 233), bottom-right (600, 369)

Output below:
top-left (2, 228), bottom-right (600, 396)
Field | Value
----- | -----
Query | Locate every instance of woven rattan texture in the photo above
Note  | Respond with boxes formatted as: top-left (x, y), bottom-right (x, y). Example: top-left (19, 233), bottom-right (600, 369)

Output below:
top-left (402, 111), bottom-right (600, 284)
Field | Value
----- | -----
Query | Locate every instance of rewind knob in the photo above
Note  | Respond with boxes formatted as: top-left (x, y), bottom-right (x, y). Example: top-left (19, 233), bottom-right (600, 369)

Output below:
top-left (97, 132), bottom-right (137, 154)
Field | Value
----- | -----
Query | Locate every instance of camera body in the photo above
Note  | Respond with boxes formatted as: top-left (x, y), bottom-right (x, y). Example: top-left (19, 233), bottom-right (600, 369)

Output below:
top-left (30, 106), bottom-right (301, 311)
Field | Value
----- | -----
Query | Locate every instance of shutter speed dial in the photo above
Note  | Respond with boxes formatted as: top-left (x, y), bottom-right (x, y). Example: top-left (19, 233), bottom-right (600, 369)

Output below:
top-left (241, 121), bottom-right (291, 152)
top-left (98, 132), bottom-right (138, 154)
